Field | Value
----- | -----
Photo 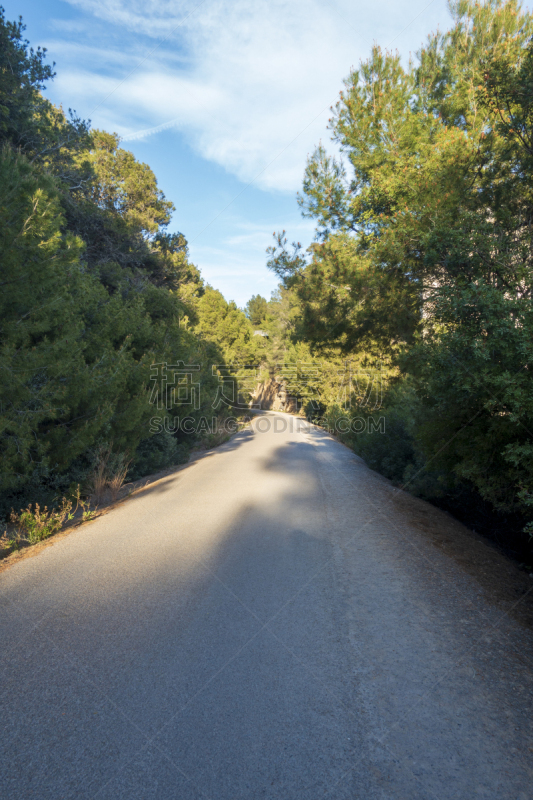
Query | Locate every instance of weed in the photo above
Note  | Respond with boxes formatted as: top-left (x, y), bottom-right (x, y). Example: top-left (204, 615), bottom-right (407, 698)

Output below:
top-left (70, 484), bottom-right (97, 521)
top-left (10, 498), bottom-right (73, 544)
top-left (87, 446), bottom-right (110, 504)
top-left (0, 529), bottom-right (21, 554)
top-left (85, 448), bottom-right (131, 504)
top-left (107, 453), bottom-right (131, 502)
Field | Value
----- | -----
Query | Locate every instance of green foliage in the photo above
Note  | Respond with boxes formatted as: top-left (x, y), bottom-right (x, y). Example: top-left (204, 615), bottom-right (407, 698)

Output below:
top-left (260, 286), bottom-right (302, 363)
top-left (243, 283), bottom-right (394, 420)
top-left (245, 294), bottom-right (268, 326)
top-left (404, 284), bottom-right (533, 513)
top-left (269, 0), bottom-right (533, 351)
top-left (0, 8), bottom-right (252, 524)
top-left (65, 130), bottom-right (200, 296)
top-left (129, 431), bottom-right (189, 480)
top-left (196, 287), bottom-right (260, 363)
top-left (85, 130), bottom-right (173, 235)
top-left (0, 7), bottom-right (54, 149)
top-left (268, 0), bottom-right (533, 549)
top-left (0, 144), bottom-right (198, 495)
top-left (10, 498), bottom-right (73, 544)
top-left (348, 380), bottom-right (439, 495)
top-left (0, 7), bottom-right (90, 188)
top-left (0, 146), bottom-right (95, 488)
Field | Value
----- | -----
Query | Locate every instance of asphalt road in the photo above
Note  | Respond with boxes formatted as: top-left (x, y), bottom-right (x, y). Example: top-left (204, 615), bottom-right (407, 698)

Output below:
top-left (1, 412), bottom-right (533, 799)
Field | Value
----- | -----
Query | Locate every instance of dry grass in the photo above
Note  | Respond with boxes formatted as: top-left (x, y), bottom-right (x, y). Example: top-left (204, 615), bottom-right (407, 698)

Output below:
top-left (107, 454), bottom-right (131, 502)
top-left (86, 447), bottom-right (110, 505)
top-left (86, 447), bottom-right (131, 505)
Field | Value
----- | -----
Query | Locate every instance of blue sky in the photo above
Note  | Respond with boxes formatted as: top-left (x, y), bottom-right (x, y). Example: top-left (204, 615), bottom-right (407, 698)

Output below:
top-left (6, 0), bottom-right (454, 307)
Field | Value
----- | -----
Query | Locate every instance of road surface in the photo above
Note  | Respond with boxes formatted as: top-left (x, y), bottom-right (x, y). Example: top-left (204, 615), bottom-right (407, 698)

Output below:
top-left (1, 412), bottom-right (533, 799)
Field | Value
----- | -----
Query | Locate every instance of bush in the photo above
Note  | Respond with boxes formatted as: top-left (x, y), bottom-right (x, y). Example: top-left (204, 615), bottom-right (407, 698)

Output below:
top-left (128, 431), bottom-right (189, 480)
top-left (10, 498), bottom-right (73, 544)
top-left (342, 380), bottom-right (449, 499)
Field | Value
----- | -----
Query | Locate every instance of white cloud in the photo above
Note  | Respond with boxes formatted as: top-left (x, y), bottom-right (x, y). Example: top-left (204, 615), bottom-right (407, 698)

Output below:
top-left (50, 0), bottom-right (451, 192)
top-left (188, 242), bottom-right (278, 305)
top-left (186, 217), bottom-right (315, 304)
top-left (63, 0), bottom-right (194, 37)
top-left (223, 219), bottom-right (314, 249)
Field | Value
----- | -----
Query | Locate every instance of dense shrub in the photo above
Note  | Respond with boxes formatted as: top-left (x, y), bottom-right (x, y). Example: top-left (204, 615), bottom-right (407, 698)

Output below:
top-left (128, 432), bottom-right (189, 481)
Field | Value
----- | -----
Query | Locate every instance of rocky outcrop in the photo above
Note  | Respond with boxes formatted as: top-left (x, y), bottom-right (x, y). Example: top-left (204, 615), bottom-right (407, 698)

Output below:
top-left (250, 378), bottom-right (298, 412)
